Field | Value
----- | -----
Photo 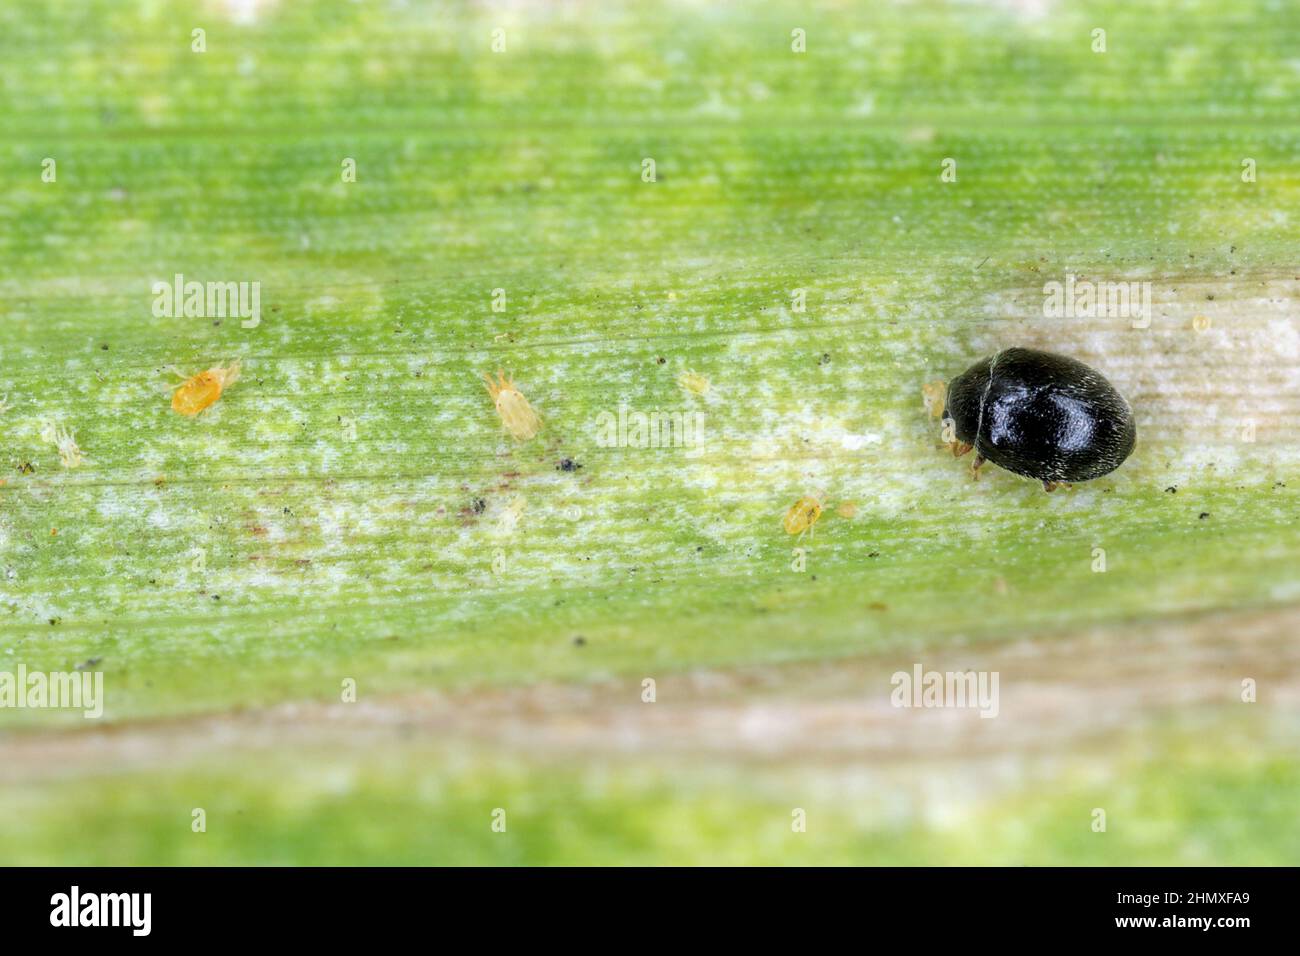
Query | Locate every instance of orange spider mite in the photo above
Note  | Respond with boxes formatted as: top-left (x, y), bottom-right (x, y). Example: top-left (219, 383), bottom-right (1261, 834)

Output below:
top-left (171, 361), bottom-right (241, 417)
top-left (783, 494), bottom-right (824, 538)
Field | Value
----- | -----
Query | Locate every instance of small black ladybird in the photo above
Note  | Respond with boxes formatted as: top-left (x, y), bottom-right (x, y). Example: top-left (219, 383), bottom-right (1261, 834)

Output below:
top-left (942, 347), bottom-right (1136, 491)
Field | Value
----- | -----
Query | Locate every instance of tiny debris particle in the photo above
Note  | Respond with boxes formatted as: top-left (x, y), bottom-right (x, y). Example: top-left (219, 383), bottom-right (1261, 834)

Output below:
top-left (818, 352), bottom-right (831, 366)
top-left (836, 501), bottom-right (858, 519)
top-left (1165, 486), bottom-right (1177, 494)
top-left (572, 635), bottom-right (587, 647)
top-left (17, 461), bottom-right (34, 474)
top-left (656, 356), bottom-right (666, 365)
top-left (1199, 512), bottom-right (1210, 519)
top-left (471, 497), bottom-right (487, 514)
top-left (868, 602), bottom-right (888, 611)
top-left (74, 657), bottom-right (102, 671)
top-left (557, 458), bottom-right (582, 472)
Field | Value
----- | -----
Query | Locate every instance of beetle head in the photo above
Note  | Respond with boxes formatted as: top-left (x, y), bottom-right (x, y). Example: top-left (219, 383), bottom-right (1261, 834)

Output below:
top-left (943, 354), bottom-right (992, 445)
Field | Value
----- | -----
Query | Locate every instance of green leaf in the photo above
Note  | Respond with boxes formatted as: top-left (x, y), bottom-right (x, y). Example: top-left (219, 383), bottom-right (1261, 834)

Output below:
top-left (1, 0), bottom-right (1296, 864)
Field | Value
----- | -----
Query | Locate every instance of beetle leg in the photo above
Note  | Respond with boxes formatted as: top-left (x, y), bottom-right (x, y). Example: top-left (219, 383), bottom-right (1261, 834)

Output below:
top-left (971, 454), bottom-right (986, 480)
top-left (950, 440), bottom-right (973, 458)
top-left (1042, 480), bottom-right (1059, 493)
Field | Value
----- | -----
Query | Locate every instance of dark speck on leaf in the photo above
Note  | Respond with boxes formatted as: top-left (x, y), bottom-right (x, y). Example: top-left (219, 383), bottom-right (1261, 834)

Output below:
top-left (1199, 512), bottom-right (1210, 520)
top-left (1165, 486), bottom-right (1177, 494)
top-left (557, 458), bottom-right (582, 472)
top-left (572, 636), bottom-right (587, 647)
top-left (471, 497), bottom-right (487, 514)
top-left (656, 356), bottom-right (666, 365)
top-left (75, 657), bottom-right (102, 671)
top-left (818, 353), bottom-right (831, 366)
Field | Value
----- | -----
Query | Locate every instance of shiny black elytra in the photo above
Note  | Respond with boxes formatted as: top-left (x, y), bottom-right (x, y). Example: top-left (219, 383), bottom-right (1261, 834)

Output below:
top-left (943, 347), bottom-right (1136, 491)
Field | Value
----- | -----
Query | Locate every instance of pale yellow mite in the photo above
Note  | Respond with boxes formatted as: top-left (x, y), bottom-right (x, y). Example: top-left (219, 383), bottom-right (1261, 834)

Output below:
top-left (40, 421), bottom-right (83, 468)
top-left (497, 494), bottom-right (527, 536)
top-left (172, 361), bottom-right (241, 417)
top-left (783, 494), bottom-right (824, 539)
top-left (677, 370), bottom-right (711, 396)
top-left (925, 378), bottom-right (977, 462)
top-left (483, 370), bottom-right (542, 441)
top-left (921, 379), bottom-right (947, 420)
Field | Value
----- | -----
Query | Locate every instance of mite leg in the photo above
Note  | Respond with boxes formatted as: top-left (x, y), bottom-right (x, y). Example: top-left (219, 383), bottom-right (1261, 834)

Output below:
top-left (1041, 480), bottom-right (1072, 493)
top-left (950, 441), bottom-right (973, 458)
top-left (971, 454), bottom-right (986, 480)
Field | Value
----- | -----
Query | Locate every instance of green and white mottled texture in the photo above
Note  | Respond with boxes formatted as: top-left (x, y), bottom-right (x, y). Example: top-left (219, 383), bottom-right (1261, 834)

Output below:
top-left (0, 0), bottom-right (1298, 864)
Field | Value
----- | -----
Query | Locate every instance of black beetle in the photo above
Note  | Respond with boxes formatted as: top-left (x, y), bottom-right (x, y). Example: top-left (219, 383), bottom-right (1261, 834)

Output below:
top-left (942, 347), bottom-right (1136, 491)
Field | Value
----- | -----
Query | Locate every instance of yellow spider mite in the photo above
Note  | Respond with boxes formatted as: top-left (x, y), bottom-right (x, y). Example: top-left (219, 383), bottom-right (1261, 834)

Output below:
top-left (483, 369), bottom-right (542, 441)
top-left (44, 423), bottom-right (83, 468)
top-left (921, 379), bottom-right (947, 420)
top-left (677, 370), bottom-right (711, 396)
top-left (171, 361), bottom-right (241, 417)
top-left (783, 494), bottom-right (824, 539)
